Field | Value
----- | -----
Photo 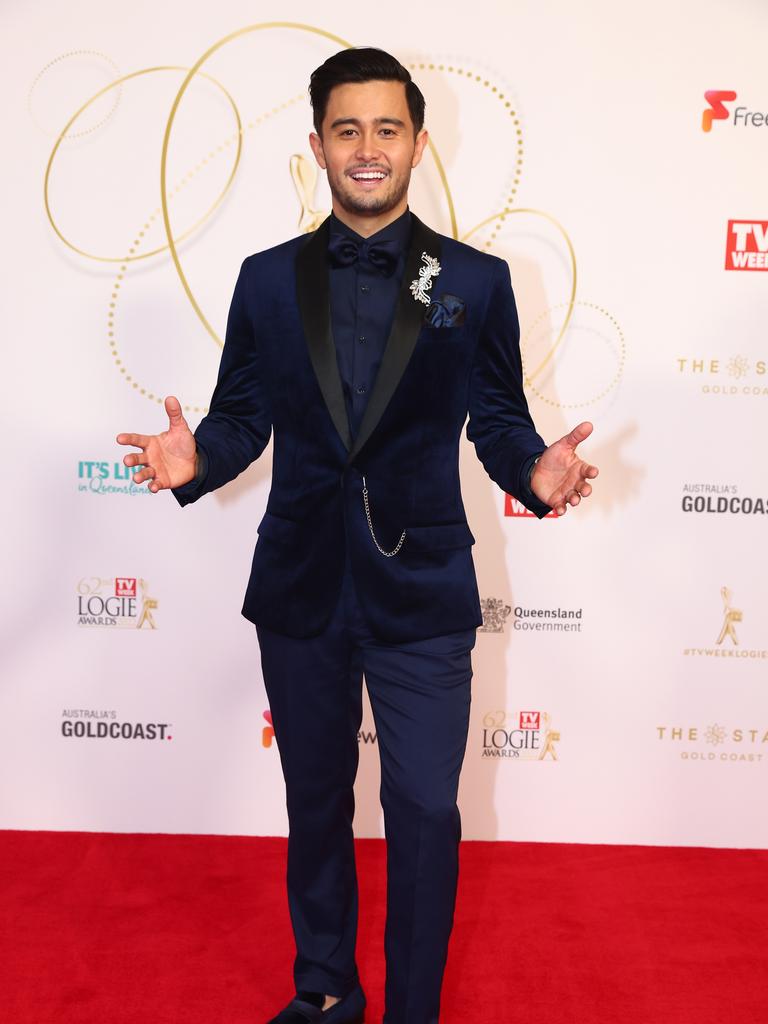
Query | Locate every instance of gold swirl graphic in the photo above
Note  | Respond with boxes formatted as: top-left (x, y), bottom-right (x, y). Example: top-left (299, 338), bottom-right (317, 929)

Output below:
top-left (44, 66), bottom-right (243, 263)
top-left (462, 207), bottom-right (577, 384)
top-left (41, 27), bottom-right (624, 409)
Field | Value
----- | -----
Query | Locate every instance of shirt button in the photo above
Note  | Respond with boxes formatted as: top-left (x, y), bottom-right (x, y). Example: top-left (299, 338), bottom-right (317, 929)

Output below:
top-left (358, 335), bottom-right (366, 343)
top-left (356, 384), bottom-right (367, 394)
top-left (360, 285), bottom-right (370, 293)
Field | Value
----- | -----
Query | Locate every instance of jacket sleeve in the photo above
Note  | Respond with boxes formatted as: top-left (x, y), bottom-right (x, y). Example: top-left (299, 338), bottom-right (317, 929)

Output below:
top-left (173, 257), bottom-right (272, 507)
top-left (466, 257), bottom-right (552, 518)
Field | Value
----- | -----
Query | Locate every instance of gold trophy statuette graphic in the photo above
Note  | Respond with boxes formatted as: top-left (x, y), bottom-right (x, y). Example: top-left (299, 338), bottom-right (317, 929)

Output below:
top-left (716, 586), bottom-right (742, 646)
top-left (290, 153), bottom-right (327, 234)
top-left (538, 713), bottom-right (560, 761)
top-left (136, 578), bottom-right (158, 630)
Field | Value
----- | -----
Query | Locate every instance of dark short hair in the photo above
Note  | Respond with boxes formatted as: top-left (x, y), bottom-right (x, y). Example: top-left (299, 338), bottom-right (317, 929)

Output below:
top-left (309, 47), bottom-right (426, 135)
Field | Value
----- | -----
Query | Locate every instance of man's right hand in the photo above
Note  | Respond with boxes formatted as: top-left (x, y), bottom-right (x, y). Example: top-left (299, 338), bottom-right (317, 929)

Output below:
top-left (116, 396), bottom-right (197, 493)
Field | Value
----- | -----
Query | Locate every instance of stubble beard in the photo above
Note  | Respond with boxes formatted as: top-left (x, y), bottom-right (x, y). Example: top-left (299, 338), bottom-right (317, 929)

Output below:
top-left (328, 166), bottom-right (411, 218)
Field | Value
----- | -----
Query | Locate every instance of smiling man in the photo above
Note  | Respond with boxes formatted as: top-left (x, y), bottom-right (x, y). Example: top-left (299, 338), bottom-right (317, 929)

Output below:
top-left (117, 48), bottom-right (598, 1024)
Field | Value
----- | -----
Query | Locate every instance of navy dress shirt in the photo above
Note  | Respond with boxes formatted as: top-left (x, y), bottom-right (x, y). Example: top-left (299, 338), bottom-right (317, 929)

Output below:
top-left (328, 209), bottom-right (412, 440)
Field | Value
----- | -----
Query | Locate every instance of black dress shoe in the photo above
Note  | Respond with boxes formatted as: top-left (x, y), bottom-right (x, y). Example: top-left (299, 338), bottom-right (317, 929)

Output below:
top-left (266, 983), bottom-right (366, 1024)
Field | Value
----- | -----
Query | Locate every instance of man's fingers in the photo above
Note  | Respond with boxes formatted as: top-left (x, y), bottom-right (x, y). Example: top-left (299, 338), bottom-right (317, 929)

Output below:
top-left (122, 453), bottom-right (148, 468)
top-left (116, 432), bottom-right (149, 448)
top-left (132, 466), bottom-right (155, 485)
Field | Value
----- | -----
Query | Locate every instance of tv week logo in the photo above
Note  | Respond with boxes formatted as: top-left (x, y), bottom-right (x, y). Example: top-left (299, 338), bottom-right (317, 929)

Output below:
top-left (725, 221), bottom-right (768, 271)
top-left (115, 577), bottom-right (137, 598)
top-left (520, 711), bottom-right (541, 730)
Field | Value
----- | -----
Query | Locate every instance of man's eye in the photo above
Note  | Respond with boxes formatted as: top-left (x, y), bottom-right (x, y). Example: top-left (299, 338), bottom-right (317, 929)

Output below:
top-left (380, 129), bottom-right (395, 136)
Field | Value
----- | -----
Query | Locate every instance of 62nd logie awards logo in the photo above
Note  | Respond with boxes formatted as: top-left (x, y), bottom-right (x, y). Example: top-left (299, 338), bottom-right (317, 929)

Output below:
top-left (35, 24), bottom-right (625, 421)
top-left (480, 710), bottom-right (559, 761)
top-left (77, 576), bottom-right (159, 628)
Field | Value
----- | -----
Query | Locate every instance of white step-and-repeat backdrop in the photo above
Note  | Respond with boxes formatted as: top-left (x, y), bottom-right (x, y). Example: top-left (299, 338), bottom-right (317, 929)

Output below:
top-left (2, 0), bottom-right (766, 847)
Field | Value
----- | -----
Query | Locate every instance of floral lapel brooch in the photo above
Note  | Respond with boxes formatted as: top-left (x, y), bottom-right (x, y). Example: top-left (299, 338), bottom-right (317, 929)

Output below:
top-left (410, 252), bottom-right (441, 305)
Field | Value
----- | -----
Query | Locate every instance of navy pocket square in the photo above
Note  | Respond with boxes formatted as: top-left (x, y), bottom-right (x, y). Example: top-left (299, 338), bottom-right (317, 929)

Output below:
top-left (423, 293), bottom-right (466, 328)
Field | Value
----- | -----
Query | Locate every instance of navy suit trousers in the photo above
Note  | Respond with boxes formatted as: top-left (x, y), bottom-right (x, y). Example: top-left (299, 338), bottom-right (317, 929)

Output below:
top-left (256, 558), bottom-right (475, 1024)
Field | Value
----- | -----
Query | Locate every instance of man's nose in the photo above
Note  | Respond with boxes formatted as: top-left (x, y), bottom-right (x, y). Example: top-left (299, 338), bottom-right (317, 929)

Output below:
top-left (355, 131), bottom-right (382, 162)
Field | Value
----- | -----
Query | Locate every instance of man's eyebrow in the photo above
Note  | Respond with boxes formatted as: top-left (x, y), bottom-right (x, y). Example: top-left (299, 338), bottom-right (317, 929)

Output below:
top-left (328, 116), bottom-right (407, 129)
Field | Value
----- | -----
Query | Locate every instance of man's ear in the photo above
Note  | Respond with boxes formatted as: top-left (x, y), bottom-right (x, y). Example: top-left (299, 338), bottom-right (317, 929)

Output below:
top-left (309, 131), bottom-right (327, 170)
top-left (411, 128), bottom-right (429, 169)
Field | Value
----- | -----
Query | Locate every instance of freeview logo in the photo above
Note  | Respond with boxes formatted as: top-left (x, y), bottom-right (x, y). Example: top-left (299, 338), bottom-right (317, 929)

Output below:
top-left (701, 90), bottom-right (768, 131)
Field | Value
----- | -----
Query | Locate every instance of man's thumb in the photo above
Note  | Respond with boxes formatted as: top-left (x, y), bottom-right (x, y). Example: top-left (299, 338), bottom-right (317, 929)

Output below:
top-left (165, 395), bottom-right (185, 428)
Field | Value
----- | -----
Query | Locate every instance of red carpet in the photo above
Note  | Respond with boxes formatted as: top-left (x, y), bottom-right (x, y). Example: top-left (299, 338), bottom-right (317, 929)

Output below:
top-left (1, 831), bottom-right (765, 1023)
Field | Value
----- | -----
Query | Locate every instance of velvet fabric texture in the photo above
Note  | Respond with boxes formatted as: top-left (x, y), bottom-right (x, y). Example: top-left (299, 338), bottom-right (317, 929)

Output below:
top-left (174, 214), bottom-right (549, 641)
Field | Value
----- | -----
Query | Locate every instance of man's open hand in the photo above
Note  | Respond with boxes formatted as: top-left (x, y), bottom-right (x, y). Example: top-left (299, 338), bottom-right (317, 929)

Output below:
top-left (530, 421), bottom-right (599, 516)
top-left (116, 396), bottom-right (197, 493)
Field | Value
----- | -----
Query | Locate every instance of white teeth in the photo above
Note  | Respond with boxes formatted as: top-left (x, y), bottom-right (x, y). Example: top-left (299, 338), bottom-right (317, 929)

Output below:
top-left (352, 171), bottom-right (386, 180)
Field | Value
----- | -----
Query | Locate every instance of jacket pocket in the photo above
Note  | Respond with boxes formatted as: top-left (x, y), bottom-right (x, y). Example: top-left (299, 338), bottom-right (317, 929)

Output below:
top-left (256, 512), bottom-right (301, 546)
top-left (404, 522), bottom-right (475, 551)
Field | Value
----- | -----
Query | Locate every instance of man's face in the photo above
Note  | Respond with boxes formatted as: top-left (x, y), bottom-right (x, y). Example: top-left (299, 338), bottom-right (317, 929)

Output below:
top-left (309, 79), bottom-right (428, 220)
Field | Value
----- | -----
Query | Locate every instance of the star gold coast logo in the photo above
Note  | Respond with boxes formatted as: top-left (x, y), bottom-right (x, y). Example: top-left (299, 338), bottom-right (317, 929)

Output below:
top-left (481, 711), bottom-right (559, 761)
top-left (77, 577), bottom-right (159, 628)
top-left (675, 354), bottom-right (767, 397)
top-left (657, 724), bottom-right (766, 764)
top-left (36, 25), bottom-right (624, 418)
top-left (683, 586), bottom-right (767, 661)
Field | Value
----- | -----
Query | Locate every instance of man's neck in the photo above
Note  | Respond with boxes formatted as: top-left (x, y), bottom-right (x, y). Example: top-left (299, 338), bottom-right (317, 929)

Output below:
top-left (330, 199), bottom-right (409, 239)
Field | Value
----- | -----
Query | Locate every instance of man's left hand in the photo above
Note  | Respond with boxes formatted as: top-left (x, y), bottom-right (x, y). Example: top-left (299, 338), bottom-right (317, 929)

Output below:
top-left (530, 421), bottom-right (599, 516)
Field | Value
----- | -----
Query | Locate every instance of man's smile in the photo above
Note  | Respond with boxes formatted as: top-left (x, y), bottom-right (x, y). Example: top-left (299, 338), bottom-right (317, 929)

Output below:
top-left (348, 167), bottom-right (389, 188)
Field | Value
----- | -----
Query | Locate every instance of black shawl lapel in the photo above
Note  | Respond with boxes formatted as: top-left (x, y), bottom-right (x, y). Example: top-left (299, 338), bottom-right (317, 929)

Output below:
top-left (348, 213), bottom-right (441, 464)
top-left (296, 217), bottom-right (352, 451)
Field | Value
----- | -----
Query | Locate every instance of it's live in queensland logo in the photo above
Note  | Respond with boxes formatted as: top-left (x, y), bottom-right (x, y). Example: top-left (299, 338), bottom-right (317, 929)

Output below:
top-left (77, 577), bottom-right (159, 628)
top-left (701, 90), bottom-right (767, 131)
top-left (78, 460), bottom-right (149, 496)
top-left (61, 708), bottom-right (172, 740)
top-left (480, 710), bottom-right (559, 761)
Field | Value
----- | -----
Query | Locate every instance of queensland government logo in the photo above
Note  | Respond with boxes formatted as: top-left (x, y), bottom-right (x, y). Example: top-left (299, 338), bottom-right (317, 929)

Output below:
top-left (681, 483), bottom-right (767, 515)
top-left (481, 710), bottom-right (559, 760)
top-left (656, 724), bottom-right (765, 764)
top-left (77, 577), bottom-right (158, 628)
top-left (683, 586), bottom-right (767, 661)
top-left (725, 221), bottom-right (768, 271)
top-left (513, 604), bottom-right (583, 633)
top-left (61, 708), bottom-right (172, 740)
top-left (78, 459), bottom-right (148, 496)
top-left (675, 355), bottom-right (766, 397)
top-left (701, 90), bottom-right (767, 131)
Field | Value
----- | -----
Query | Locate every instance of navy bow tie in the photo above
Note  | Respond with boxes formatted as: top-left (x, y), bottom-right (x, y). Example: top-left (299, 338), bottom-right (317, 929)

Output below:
top-left (327, 234), bottom-right (400, 277)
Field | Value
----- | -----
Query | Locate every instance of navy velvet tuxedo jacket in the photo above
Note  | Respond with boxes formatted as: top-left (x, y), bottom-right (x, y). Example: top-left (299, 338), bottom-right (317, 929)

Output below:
top-left (174, 214), bottom-right (550, 642)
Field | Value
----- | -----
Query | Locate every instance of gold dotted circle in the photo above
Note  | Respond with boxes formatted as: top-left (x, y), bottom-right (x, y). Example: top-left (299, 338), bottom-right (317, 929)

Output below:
top-left (107, 94), bottom-right (304, 412)
top-left (28, 50), bottom-right (122, 139)
top-left (408, 62), bottom-right (523, 247)
top-left (521, 301), bottom-right (626, 409)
